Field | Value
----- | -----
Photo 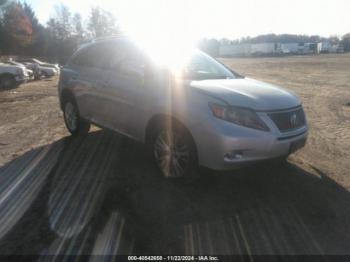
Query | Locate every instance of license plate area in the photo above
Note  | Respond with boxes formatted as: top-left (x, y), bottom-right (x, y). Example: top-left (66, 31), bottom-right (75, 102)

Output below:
top-left (289, 138), bottom-right (306, 154)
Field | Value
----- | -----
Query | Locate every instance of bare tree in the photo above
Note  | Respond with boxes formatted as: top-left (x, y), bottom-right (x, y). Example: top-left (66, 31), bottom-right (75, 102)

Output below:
top-left (72, 13), bottom-right (84, 39)
top-left (45, 4), bottom-right (76, 62)
top-left (0, 0), bottom-right (8, 7)
top-left (87, 7), bottom-right (119, 39)
top-left (52, 4), bottom-right (73, 40)
top-left (0, 2), bottom-right (33, 54)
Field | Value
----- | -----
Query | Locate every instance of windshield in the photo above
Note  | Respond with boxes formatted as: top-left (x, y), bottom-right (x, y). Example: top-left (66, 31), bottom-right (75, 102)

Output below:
top-left (183, 51), bottom-right (237, 80)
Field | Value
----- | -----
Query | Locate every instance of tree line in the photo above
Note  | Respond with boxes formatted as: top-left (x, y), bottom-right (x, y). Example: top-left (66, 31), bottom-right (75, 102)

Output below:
top-left (0, 1), bottom-right (119, 63)
top-left (0, 0), bottom-right (349, 62)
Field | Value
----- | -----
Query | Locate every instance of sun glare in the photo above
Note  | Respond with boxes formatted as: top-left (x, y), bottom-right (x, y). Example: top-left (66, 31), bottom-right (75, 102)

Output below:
top-left (111, 0), bottom-right (200, 68)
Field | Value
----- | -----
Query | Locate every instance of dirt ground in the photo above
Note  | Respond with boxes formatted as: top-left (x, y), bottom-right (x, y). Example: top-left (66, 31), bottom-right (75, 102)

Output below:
top-left (1, 54), bottom-right (350, 256)
top-left (1, 53), bottom-right (350, 187)
top-left (0, 76), bottom-right (66, 162)
top-left (222, 54), bottom-right (350, 189)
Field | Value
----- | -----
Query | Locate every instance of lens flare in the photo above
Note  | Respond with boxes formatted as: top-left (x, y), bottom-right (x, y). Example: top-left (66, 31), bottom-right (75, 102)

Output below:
top-left (115, 0), bottom-right (200, 71)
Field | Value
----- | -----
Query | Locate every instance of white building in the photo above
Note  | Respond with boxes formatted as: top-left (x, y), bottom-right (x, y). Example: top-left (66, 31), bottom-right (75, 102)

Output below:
top-left (219, 41), bottom-right (323, 57)
top-left (219, 44), bottom-right (251, 57)
top-left (317, 41), bottom-right (332, 53)
top-left (317, 42), bottom-right (343, 53)
top-left (281, 43), bottom-right (300, 54)
top-left (250, 43), bottom-right (278, 55)
top-left (300, 43), bottom-right (317, 54)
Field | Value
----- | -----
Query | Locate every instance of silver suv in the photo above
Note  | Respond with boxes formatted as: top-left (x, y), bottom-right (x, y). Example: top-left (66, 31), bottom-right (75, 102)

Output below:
top-left (58, 36), bottom-right (308, 179)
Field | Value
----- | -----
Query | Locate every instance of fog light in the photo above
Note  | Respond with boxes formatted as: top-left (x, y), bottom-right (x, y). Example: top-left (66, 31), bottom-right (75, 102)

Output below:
top-left (224, 150), bottom-right (243, 161)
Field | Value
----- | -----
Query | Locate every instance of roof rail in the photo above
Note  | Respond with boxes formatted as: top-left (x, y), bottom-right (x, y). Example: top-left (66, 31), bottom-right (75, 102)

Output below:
top-left (90, 34), bottom-right (127, 43)
top-left (76, 34), bottom-right (129, 51)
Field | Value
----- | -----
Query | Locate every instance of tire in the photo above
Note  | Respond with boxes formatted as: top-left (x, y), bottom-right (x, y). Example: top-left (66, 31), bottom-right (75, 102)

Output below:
top-left (0, 75), bottom-right (17, 90)
top-left (63, 97), bottom-right (90, 136)
top-left (151, 120), bottom-right (198, 182)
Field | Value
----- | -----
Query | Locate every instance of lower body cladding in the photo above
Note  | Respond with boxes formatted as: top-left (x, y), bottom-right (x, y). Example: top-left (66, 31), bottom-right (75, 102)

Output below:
top-left (190, 117), bottom-right (308, 170)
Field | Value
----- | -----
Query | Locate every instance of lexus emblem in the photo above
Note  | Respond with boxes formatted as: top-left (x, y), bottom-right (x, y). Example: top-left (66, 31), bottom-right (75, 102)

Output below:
top-left (290, 113), bottom-right (298, 127)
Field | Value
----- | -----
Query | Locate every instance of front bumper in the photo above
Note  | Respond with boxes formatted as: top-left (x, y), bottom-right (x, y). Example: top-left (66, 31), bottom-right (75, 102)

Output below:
top-left (190, 112), bottom-right (308, 170)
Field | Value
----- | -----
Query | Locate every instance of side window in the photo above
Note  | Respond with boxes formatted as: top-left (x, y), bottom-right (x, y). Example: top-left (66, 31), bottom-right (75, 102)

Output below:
top-left (72, 40), bottom-right (146, 73)
top-left (120, 50), bottom-right (146, 77)
top-left (71, 48), bottom-right (91, 67)
top-left (71, 43), bottom-right (111, 69)
top-left (108, 42), bottom-right (129, 70)
top-left (108, 41), bottom-right (145, 71)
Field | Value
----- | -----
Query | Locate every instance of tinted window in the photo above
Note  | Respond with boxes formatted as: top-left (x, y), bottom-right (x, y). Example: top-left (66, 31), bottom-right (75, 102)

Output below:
top-left (72, 43), bottom-right (111, 68)
top-left (71, 40), bottom-right (146, 73)
top-left (108, 41), bottom-right (145, 70)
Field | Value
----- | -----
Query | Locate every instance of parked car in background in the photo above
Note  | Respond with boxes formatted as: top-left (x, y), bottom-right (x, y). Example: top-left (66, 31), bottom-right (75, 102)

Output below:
top-left (36, 65), bottom-right (57, 78)
top-left (0, 62), bottom-right (30, 89)
top-left (19, 62), bottom-right (57, 78)
top-left (37, 65), bottom-right (58, 78)
top-left (20, 62), bottom-right (42, 80)
top-left (6, 60), bottom-right (35, 80)
top-left (59, 37), bottom-right (308, 180)
top-left (17, 58), bottom-right (60, 74)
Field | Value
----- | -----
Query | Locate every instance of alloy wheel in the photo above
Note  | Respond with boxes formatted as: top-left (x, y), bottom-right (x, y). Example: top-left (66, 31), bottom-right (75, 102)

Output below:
top-left (154, 130), bottom-right (190, 178)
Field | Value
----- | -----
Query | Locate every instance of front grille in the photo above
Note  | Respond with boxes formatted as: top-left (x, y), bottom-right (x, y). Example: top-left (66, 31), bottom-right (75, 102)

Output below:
top-left (268, 107), bottom-right (306, 132)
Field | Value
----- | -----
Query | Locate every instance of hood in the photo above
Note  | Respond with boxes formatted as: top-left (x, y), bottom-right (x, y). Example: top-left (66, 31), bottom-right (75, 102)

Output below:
top-left (190, 78), bottom-right (301, 111)
top-left (0, 63), bottom-right (25, 75)
top-left (0, 63), bottom-right (21, 70)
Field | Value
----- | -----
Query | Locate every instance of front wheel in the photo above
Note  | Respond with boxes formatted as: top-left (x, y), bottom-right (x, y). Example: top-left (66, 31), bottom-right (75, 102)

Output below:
top-left (63, 99), bottom-right (90, 136)
top-left (152, 121), bottom-right (198, 182)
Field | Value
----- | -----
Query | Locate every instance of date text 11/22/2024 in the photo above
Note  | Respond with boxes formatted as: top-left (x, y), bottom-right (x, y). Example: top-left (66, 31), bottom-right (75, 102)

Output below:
top-left (127, 256), bottom-right (220, 261)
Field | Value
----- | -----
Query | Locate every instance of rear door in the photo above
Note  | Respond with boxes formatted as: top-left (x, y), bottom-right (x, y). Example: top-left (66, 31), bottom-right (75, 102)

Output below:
top-left (101, 40), bottom-right (150, 140)
top-left (69, 44), bottom-right (111, 123)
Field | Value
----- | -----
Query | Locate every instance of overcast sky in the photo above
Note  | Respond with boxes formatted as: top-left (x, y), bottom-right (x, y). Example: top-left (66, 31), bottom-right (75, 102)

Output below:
top-left (29, 0), bottom-right (349, 40)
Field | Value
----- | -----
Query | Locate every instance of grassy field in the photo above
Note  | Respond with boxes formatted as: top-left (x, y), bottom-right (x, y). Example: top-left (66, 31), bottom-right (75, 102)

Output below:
top-left (222, 53), bottom-right (350, 188)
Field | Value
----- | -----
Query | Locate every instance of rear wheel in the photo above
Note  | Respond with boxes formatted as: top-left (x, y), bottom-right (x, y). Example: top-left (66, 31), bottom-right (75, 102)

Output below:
top-left (152, 121), bottom-right (198, 182)
top-left (63, 98), bottom-right (90, 136)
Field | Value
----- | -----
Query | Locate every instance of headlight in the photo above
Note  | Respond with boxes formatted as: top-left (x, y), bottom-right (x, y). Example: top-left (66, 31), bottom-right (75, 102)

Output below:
top-left (209, 102), bottom-right (270, 131)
